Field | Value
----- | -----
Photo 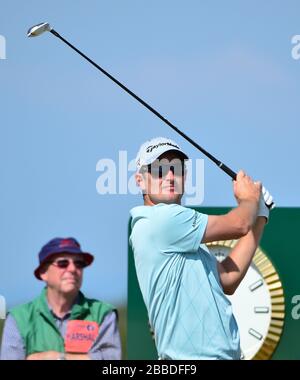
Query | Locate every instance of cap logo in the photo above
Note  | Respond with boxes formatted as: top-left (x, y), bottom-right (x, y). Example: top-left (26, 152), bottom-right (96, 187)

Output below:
top-left (59, 239), bottom-right (79, 248)
top-left (146, 142), bottom-right (180, 153)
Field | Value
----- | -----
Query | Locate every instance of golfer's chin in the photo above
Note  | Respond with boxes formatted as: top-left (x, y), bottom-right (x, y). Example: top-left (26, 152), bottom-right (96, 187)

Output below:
top-left (152, 192), bottom-right (183, 205)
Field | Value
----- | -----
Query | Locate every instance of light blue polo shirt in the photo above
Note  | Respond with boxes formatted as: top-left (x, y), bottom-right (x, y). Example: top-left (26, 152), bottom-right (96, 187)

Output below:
top-left (130, 203), bottom-right (240, 360)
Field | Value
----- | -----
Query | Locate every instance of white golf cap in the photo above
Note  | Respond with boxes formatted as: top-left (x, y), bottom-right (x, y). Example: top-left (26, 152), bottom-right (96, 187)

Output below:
top-left (136, 137), bottom-right (188, 171)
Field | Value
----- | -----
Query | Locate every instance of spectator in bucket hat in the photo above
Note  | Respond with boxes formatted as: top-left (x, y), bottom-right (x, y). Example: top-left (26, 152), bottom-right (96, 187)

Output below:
top-left (0, 237), bottom-right (121, 360)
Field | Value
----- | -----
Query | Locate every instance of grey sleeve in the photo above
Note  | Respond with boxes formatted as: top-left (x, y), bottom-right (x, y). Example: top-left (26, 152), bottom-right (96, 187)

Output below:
top-left (0, 314), bottom-right (26, 360)
top-left (88, 310), bottom-right (122, 360)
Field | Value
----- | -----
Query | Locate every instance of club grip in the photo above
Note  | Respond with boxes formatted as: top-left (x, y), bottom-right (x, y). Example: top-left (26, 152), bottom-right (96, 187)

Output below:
top-left (219, 163), bottom-right (275, 209)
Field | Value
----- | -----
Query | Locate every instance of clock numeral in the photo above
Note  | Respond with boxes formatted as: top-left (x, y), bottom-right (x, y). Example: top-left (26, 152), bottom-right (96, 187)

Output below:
top-left (249, 279), bottom-right (263, 292)
top-left (248, 328), bottom-right (263, 340)
top-left (254, 307), bottom-right (269, 313)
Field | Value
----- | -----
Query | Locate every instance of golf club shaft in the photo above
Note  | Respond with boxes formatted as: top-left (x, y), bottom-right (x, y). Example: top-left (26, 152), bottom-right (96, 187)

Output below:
top-left (50, 29), bottom-right (274, 209)
top-left (50, 29), bottom-right (237, 180)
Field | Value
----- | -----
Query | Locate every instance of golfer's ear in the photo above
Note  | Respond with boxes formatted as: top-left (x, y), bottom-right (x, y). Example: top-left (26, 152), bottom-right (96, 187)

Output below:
top-left (135, 172), bottom-right (146, 191)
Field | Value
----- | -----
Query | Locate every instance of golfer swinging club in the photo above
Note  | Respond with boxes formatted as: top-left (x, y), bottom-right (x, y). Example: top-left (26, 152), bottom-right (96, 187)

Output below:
top-left (130, 136), bottom-right (274, 360)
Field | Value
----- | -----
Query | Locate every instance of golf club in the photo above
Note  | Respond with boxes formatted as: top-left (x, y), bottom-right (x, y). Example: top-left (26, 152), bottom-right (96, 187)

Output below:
top-left (27, 22), bottom-right (274, 208)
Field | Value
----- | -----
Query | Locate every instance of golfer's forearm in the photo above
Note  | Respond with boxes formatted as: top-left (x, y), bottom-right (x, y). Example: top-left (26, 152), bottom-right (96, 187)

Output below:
top-left (218, 217), bottom-right (266, 294)
top-left (203, 200), bottom-right (259, 243)
top-left (231, 199), bottom-right (259, 234)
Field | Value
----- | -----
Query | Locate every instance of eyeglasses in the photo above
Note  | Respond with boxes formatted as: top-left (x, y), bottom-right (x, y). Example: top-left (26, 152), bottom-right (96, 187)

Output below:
top-left (48, 258), bottom-right (88, 270)
top-left (140, 163), bottom-right (186, 178)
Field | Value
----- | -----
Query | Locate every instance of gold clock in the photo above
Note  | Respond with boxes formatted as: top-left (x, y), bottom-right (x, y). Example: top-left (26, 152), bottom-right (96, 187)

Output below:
top-left (207, 240), bottom-right (285, 360)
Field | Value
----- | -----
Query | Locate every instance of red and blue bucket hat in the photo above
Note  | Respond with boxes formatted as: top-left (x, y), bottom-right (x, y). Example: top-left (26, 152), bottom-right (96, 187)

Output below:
top-left (34, 237), bottom-right (94, 280)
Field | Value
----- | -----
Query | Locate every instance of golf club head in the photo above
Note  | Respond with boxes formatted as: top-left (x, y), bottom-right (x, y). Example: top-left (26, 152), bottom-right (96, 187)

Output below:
top-left (27, 22), bottom-right (52, 37)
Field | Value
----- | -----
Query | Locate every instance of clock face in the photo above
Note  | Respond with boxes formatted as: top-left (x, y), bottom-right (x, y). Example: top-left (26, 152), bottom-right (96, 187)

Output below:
top-left (207, 241), bottom-right (285, 360)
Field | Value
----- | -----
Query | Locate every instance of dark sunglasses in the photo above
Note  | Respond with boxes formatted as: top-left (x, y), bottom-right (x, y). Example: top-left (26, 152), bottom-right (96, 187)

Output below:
top-left (48, 258), bottom-right (88, 269)
top-left (140, 163), bottom-right (186, 178)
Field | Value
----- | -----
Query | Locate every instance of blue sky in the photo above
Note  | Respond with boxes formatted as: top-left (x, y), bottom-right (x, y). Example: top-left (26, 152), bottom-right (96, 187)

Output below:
top-left (0, 1), bottom-right (299, 308)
